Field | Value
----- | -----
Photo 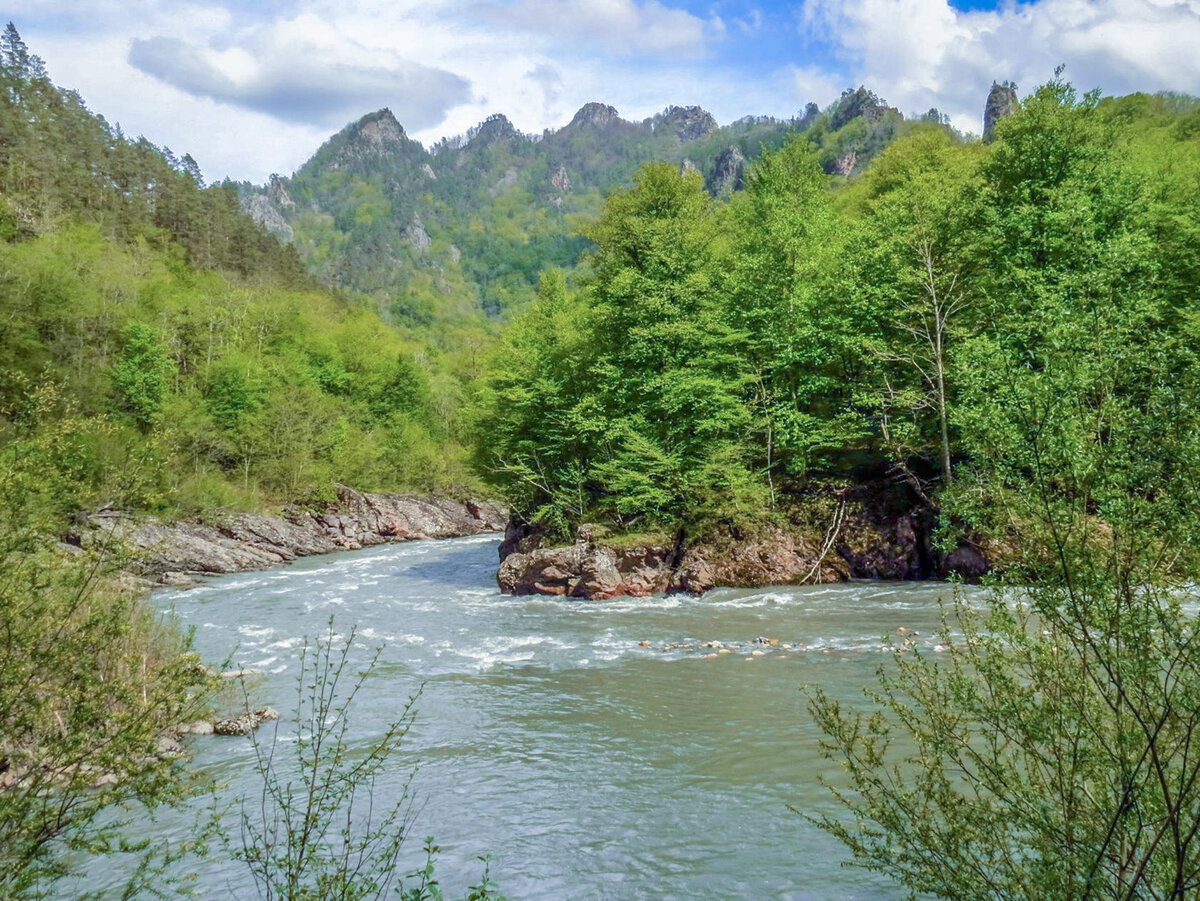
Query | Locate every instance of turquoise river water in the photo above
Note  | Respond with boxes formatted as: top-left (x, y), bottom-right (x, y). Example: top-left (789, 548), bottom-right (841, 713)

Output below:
top-left (99, 533), bottom-right (964, 899)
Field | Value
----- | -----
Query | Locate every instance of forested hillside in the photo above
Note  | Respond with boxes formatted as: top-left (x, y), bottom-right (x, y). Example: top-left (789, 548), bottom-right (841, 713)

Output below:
top-left (0, 25), bottom-right (479, 521)
top-left (0, 26), bottom-right (497, 895)
top-left (6, 12), bottom-right (1200, 896)
top-left (243, 85), bottom-right (940, 328)
top-left (476, 80), bottom-right (1200, 550)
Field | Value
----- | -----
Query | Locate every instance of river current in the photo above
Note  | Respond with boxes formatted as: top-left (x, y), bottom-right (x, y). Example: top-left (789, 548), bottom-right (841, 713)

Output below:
top-left (124, 534), bottom-right (961, 898)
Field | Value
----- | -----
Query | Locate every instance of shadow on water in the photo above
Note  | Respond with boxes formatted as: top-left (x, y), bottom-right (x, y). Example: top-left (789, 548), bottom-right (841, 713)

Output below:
top-left (393, 544), bottom-right (504, 591)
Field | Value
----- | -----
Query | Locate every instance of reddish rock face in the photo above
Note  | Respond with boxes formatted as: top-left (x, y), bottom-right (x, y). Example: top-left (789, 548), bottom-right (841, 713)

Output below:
top-left (497, 528), bottom-right (849, 600)
top-left (495, 483), bottom-right (990, 599)
top-left (497, 538), bottom-right (673, 599)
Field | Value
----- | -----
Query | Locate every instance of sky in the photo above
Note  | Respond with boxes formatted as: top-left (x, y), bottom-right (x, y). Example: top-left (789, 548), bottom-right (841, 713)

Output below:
top-left (14, 0), bottom-right (1200, 183)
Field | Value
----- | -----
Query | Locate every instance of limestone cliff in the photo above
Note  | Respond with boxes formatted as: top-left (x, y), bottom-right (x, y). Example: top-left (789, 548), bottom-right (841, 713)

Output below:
top-left (984, 81), bottom-right (1019, 140)
top-left (567, 102), bottom-right (622, 130)
top-left (706, 145), bottom-right (745, 196)
top-left (654, 105), bottom-right (718, 141)
top-left (240, 193), bottom-right (294, 242)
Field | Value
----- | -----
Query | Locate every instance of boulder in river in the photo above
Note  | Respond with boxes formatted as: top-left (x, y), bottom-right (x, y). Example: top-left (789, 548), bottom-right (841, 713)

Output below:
top-left (213, 707), bottom-right (280, 737)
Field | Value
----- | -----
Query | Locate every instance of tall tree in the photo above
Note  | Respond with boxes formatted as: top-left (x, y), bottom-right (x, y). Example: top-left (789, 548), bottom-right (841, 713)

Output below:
top-left (583, 163), bottom-right (760, 532)
top-left (727, 138), bottom-right (869, 494)
top-left (851, 127), bottom-right (985, 497)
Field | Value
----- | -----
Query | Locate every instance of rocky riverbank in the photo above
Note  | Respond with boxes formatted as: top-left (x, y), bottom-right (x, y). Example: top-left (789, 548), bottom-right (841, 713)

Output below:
top-left (497, 485), bottom-right (988, 599)
top-left (71, 486), bottom-right (507, 587)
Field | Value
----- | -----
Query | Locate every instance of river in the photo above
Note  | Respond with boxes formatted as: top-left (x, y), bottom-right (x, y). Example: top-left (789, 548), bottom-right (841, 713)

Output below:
top-left (123, 534), bottom-right (962, 898)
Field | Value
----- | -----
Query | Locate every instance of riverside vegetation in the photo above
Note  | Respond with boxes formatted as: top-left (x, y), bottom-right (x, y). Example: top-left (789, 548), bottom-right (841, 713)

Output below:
top-left (0, 25), bottom-right (499, 899)
top-left (4, 15), bottom-right (1200, 898)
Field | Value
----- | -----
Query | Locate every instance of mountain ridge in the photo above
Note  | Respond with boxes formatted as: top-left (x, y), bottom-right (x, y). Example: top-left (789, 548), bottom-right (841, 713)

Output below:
top-left (240, 87), bottom-right (967, 331)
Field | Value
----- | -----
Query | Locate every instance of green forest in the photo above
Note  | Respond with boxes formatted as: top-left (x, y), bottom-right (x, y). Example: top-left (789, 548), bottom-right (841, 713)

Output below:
top-left (478, 80), bottom-right (1200, 548)
top-left (0, 28), bottom-right (484, 523)
top-left (244, 86), bottom-right (928, 330)
top-left (6, 13), bottom-right (1200, 898)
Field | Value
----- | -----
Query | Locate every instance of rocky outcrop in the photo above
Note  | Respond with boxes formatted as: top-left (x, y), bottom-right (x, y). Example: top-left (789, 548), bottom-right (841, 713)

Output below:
top-left (467, 113), bottom-right (520, 147)
top-left (707, 145), bottom-right (745, 196)
top-left (401, 214), bottom-right (431, 250)
top-left (356, 108), bottom-right (408, 147)
top-left (568, 102), bottom-right (621, 130)
top-left (655, 105), bottom-right (718, 141)
top-left (497, 484), bottom-right (988, 599)
top-left (74, 487), bottom-right (506, 586)
top-left (319, 108), bottom-right (429, 175)
top-left (498, 534), bottom-right (664, 599)
top-left (266, 175), bottom-right (295, 210)
top-left (829, 87), bottom-right (898, 130)
top-left (240, 193), bottom-right (294, 242)
top-left (497, 527), bottom-right (846, 599)
top-left (830, 150), bottom-right (858, 177)
top-left (984, 81), bottom-right (1019, 140)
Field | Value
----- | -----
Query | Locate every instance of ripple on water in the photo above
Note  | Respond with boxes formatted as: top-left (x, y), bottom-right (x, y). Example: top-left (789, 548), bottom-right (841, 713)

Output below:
top-left (237, 625), bottom-right (275, 639)
top-left (144, 534), bottom-right (936, 900)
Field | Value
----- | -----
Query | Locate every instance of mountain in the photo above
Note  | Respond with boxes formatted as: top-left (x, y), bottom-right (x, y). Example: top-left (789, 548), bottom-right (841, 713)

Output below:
top-left (242, 87), bottom-right (942, 329)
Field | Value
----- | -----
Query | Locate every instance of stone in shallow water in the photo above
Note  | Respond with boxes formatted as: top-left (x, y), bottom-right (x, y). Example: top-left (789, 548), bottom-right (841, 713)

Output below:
top-left (212, 707), bottom-right (280, 736)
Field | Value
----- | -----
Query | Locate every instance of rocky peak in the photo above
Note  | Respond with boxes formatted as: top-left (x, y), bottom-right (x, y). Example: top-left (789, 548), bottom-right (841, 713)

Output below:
top-left (353, 108), bottom-right (407, 146)
top-left (467, 113), bottom-right (520, 147)
top-left (654, 105), bottom-right (718, 142)
top-left (706, 145), bottom-right (745, 196)
top-left (984, 81), bottom-right (1019, 140)
top-left (568, 102), bottom-right (621, 129)
top-left (829, 87), bottom-right (899, 131)
top-left (266, 174), bottom-right (295, 209)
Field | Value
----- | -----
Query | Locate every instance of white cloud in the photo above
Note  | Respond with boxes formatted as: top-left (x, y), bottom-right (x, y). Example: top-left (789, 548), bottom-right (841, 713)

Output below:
top-left (526, 62), bottom-right (565, 106)
top-left (804, 0), bottom-right (1200, 134)
top-left (789, 63), bottom-right (845, 109)
top-left (20, 0), bottom-right (1200, 183)
top-left (733, 8), bottom-right (764, 34)
top-left (128, 15), bottom-right (472, 129)
top-left (471, 0), bottom-right (718, 56)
